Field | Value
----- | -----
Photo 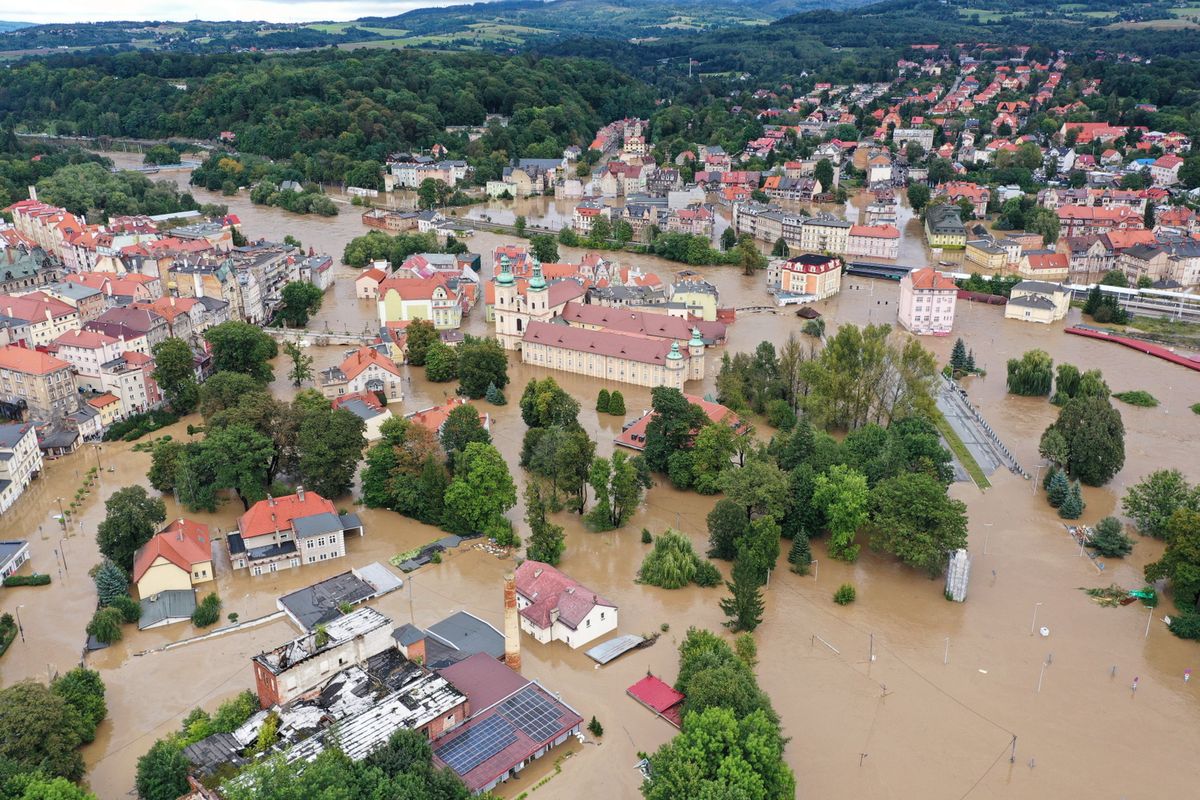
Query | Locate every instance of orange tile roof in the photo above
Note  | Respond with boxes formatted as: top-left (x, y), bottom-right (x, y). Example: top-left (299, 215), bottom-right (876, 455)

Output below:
top-left (907, 268), bottom-right (957, 291)
top-left (850, 224), bottom-right (900, 239)
top-left (86, 392), bottom-right (120, 409)
top-left (405, 397), bottom-right (488, 433)
top-left (132, 519), bottom-right (212, 583)
top-left (1024, 253), bottom-right (1068, 271)
top-left (377, 275), bottom-right (456, 302)
top-left (238, 490), bottom-right (336, 540)
top-left (338, 346), bottom-right (403, 382)
top-left (0, 345), bottom-right (71, 375)
top-left (53, 329), bottom-right (119, 350)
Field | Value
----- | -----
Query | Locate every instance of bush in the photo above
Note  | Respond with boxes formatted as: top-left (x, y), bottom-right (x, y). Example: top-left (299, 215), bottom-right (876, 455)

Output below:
top-left (638, 530), bottom-right (719, 590)
top-left (1191, 403), bottom-right (1200, 415)
top-left (3, 573), bottom-right (51, 587)
top-left (109, 593), bottom-right (143, 624)
top-left (1112, 390), bottom-right (1158, 407)
top-left (693, 560), bottom-right (722, 587)
top-left (191, 593), bottom-right (221, 627)
top-left (1089, 517), bottom-right (1134, 558)
top-left (1168, 611), bottom-right (1200, 640)
top-left (833, 583), bottom-right (856, 605)
top-left (87, 606), bottom-right (125, 644)
top-left (102, 409), bottom-right (180, 442)
top-left (608, 390), bottom-right (626, 416)
top-left (596, 389), bottom-right (611, 413)
top-left (641, 528), bottom-right (653, 544)
top-left (765, 399), bottom-right (796, 431)
top-left (587, 716), bottom-right (604, 737)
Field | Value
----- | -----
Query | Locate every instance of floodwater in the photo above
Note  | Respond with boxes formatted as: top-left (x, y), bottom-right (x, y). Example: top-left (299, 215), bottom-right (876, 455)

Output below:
top-left (1, 153), bottom-right (1198, 800)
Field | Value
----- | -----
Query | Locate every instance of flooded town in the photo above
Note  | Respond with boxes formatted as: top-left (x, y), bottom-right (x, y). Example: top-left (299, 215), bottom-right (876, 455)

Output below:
top-left (1, 23), bottom-right (1200, 800)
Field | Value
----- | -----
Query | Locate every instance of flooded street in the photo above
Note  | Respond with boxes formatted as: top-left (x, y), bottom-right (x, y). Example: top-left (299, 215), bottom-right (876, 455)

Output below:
top-left (2, 153), bottom-right (1198, 799)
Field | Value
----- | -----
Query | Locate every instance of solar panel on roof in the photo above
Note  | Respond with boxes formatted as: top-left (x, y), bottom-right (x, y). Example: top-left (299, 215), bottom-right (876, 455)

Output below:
top-left (435, 715), bottom-right (517, 776)
top-left (498, 686), bottom-right (565, 742)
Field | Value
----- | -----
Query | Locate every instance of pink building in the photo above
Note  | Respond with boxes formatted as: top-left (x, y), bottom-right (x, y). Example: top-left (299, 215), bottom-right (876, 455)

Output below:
top-left (898, 268), bottom-right (957, 335)
top-left (847, 225), bottom-right (901, 259)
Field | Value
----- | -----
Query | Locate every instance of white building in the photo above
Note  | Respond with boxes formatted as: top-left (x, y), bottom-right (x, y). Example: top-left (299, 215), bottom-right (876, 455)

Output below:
top-left (0, 422), bottom-right (41, 514)
top-left (898, 267), bottom-right (957, 335)
top-left (513, 560), bottom-right (617, 649)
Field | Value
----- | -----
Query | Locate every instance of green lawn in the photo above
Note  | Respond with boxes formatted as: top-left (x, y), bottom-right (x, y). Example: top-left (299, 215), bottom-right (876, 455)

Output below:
top-left (932, 410), bottom-right (991, 490)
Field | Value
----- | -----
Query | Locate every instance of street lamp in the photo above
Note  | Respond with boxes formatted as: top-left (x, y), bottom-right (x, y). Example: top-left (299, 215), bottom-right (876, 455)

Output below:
top-left (1031, 602), bottom-right (1043, 635)
top-left (14, 605), bottom-right (25, 643)
top-left (58, 537), bottom-right (69, 576)
top-left (55, 497), bottom-right (66, 531)
top-left (92, 443), bottom-right (102, 471)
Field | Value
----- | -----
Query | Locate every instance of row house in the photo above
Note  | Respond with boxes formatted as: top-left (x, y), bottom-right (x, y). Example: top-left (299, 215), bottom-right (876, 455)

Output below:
top-left (0, 292), bottom-right (80, 347)
top-left (5, 200), bottom-right (83, 259)
top-left (99, 351), bottom-right (161, 419)
top-left (620, 202), bottom-right (664, 244)
top-left (1118, 241), bottom-right (1200, 288)
top-left (846, 225), bottom-right (900, 260)
top-left (50, 329), bottom-right (128, 393)
top-left (40, 282), bottom-right (107, 322)
top-left (1056, 205), bottom-right (1144, 238)
top-left (132, 296), bottom-right (206, 342)
top-left (763, 175), bottom-right (822, 203)
top-left (572, 202), bottom-right (611, 237)
top-left (0, 421), bottom-right (42, 514)
top-left (0, 345), bottom-right (78, 420)
top-left (66, 271), bottom-right (161, 304)
top-left (645, 168), bottom-right (682, 196)
top-left (796, 214), bottom-right (852, 254)
top-left (665, 205), bottom-right (714, 238)
top-left (83, 307), bottom-right (168, 355)
top-left (298, 254), bottom-right (335, 292)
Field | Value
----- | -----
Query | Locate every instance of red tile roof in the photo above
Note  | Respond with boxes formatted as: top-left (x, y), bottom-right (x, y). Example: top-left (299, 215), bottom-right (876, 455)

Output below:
top-left (404, 397), bottom-right (488, 434)
top-left (132, 519), bottom-right (211, 583)
top-left (521, 321), bottom-right (677, 367)
top-left (850, 224), bottom-right (900, 239)
top-left (559, 302), bottom-right (725, 342)
top-left (0, 345), bottom-right (71, 375)
top-left (906, 268), bottom-right (957, 291)
top-left (337, 346), bottom-right (403, 382)
top-left (238, 490), bottom-right (336, 540)
top-left (627, 674), bottom-right (685, 728)
top-left (615, 394), bottom-right (747, 451)
top-left (514, 560), bottom-right (615, 630)
top-left (377, 275), bottom-right (456, 302)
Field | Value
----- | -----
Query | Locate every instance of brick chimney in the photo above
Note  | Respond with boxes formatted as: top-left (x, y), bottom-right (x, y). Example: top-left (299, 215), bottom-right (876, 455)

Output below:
top-left (504, 572), bottom-right (521, 672)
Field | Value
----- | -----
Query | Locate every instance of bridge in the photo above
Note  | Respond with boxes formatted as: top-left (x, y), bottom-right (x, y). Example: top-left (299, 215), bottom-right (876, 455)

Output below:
top-left (454, 216), bottom-right (559, 237)
top-left (266, 328), bottom-right (378, 347)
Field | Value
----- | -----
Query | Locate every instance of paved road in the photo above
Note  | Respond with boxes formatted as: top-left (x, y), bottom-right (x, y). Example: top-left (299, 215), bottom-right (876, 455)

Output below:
top-left (936, 380), bottom-right (1007, 479)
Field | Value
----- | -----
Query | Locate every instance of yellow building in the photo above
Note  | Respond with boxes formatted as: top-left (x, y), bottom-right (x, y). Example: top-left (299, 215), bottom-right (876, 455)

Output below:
top-left (132, 519), bottom-right (214, 599)
top-left (1004, 280), bottom-right (1071, 324)
top-left (925, 205), bottom-right (967, 249)
top-left (521, 321), bottom-right (703, 388)
top-left (87, 393), bottom-right (122, 429)
top-left (965, 239), bottom-right (1008, 271)
top-left (669, 279), bottom-right (720, 321)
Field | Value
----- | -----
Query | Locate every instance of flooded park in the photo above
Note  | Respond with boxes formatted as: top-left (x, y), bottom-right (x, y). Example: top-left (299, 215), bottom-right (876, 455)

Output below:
top-left (1, 153), bottom-right (1198, 799)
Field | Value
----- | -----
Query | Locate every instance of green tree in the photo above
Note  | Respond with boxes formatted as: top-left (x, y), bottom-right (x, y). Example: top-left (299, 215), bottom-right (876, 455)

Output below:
top-left (530, 234), bottom-right (558, 263)
top-left (607, 390), bottom-right (626, 415)
top-left (514, 215), bottom-right (527, 237)
top-left (869, 472), bottom-right (968, 575)
top-left (50, 669), bottom-right (106, 744)
top-left (203, 321), bottom-right (278, 383)
top-left (283, 341), bottom-right (313, 387)
top-left (417, 178), bottom-right (450, 210)
top-left (718, 459), bottom-right (789, 520)
top-left (0, 681), bottom-right (90, 781)
top-left (1058, 481), bottom-right (1084, 519)
top-left (638, 530), bottom-right (714, 589)
top-left (524, 483), bottom-right (565, 565)
top-left (1090, 517), bottom-right (1133, 557)
top-left (1123, 470), bottom-right (1200, 539)
top-left (642, 388), bottom-right (709, 473)
top-left (278, 281), bottom-right (323, 327)
top-left (424, 341), bottom-right (458, 382)
top-left (614, 219), bottom-right (634, 244)
top-left (520, 377), bottom-right (581, 428)
top-left (198, 371), bottom-right (261, 417)
top-left (720, 554), bottom-right (765, 633)
top-left (1006, 349), bottom-right (1054, 396)
top-left (442, 443), bottom-right (516, 536)
top-left (771, 237), bottom-right (788, 257)
top-left (1046, 396), bottom-right (1125, 486)
top-left (19, 777), bottom-right (97, 800)
top-left (788, 530), bottom-right (812, 574)
top-left (455, 336), bottom-right (508, 398)
top-left (86, 607), bottom-right (124, 645)
top-left (589, 215), bottom-right (611, 244)
top-left (151, 338), bottom-right (198, 414)
top-left (814, 158), bottom-right (835, 192)
top-left (143, 144), bottom-right (181, 165)
top-left (1144, 202), bottom-right (1155, 230)
top-left (813, 465), bottom-right (869, 562)
top-left (585, 451), bottom-right (646, 530)
top-left (1047, 469), bottom-right (1070, 507)
top-left (404, 319), bottom-right (439, 366)
top-left (720, 227), bottom-right (738, 251)
top-left (690, 422), bottom-right (737, 494)
top-left (297, 406), bottom-right (366, 498)
top-left (950, 338), bottom-right (968, 372)
top-left (907, 182), bottom-right (931, 212)
top-left (1145, 510), bottom-right (1200, 613)
top-left (136, 739), bottom-right (190, 800)
top-left (97, 486), bottom-right (166, 572)
top-left (440, 402), bottom-right (490, 470)
top-left (596, 389), bottom-right (610, 413)
top-left (735, 234), bottom-right (768, 276)
top-left (93, 560), bottom-right (128, 606)
top-left (202, 423), bottom-right (275, 509)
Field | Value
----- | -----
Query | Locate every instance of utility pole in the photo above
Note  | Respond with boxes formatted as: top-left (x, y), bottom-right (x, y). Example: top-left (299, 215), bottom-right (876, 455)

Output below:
top-left (1009, 735), bottom-right (1017, 763)
top-left (944, 637), bottom-right (950, 665)
top-left (408, 577), bottom-right (414, 625)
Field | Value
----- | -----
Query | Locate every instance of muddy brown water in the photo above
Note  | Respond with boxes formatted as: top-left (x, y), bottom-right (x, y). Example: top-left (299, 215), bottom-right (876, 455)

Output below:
top-left (1, 154), bottom-right (1197, 799)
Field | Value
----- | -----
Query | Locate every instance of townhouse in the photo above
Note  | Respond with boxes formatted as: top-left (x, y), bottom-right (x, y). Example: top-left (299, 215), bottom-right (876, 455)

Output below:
top-left (0, 345), bottom-right (78, 419)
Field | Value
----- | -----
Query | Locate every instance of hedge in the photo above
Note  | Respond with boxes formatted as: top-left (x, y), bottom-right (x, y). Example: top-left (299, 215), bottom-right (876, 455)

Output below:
top-left (3, 573), bottom-right (51, 587)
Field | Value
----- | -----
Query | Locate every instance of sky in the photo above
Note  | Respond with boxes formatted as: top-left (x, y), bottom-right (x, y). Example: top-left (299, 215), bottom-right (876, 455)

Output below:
top-left (0, 1), bottom-right (495, 25)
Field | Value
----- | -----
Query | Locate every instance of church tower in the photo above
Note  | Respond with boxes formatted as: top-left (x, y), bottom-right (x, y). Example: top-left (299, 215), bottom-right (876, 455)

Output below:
top-left (527, 257), bottom-right (551, 323)
top-left (688, 327), bottom-right (706, 381)
top-left (494, 254), bottom-right (520, 348)
top-left (665, 340), bottom-right (685, 389)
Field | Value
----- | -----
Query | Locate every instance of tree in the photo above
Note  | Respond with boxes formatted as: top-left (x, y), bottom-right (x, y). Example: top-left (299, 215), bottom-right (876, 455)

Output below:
top-left (202, 423), bottom-right (275, 509)
top-left (525, 483), bottom-right (565, 565)
top-left (1027, 206), bottom-right (1060, 245)
top-left (718, 459), bottom-right (789, 520)
top-left (136, 739), bottom-right (190, 800)
top-left (720, 227), bottom-right (738, 251)
top-left (514, 215), bottom-right (527, 237)
top-left (297, 406), bottom-right (366, 498)
top-left (19, 777), bottom-right (97, 799)
top-left (144, 144), bottom-right (181, 165)
top-left (440, 402), bottom-right (490, 469)
top-left (737, 516), bottom-right (782, 585)
top-left (442, 443), bottom-right (516, 536)
top-left (1123, 470), bottom-right (1200, 539)
top-left (735, 234), bottom-right (768, 276)
top-left (950, 338), bottom-right (968, 372)
top-left (530, 234), bottom-right (558, 263)
top-left (1046, 469), bottom-right (1070, 508)
top-left (405, 319), bottom-right (439, 366)
top-left (771, 237), bottom-right (788, 257)
top-left (868, 472), bottom-right (968, 575)
top-left (1145, 510), bottom-right (1200, 613)
top-left (1144, 202), bottom-right (1155, 230)
top-left (1046, 396), bottom-right (1125, 486)
top-left (0, 681), bottom-right (90, 781)
top-left (93, 560), bottom-right (128, 606)
top-left (283, 341), bottom-right (313, 387)
top-left (198, 371), bottom-right (261, 417)
top-left (86, 606), bottom-right (124, 644)
top-left (424, 341), bottom-right (458, 382)
top-left (585, 451), bottom-right (646, 530)
top-left (813, 465), bottom-right (869, 562)
top-left (643, 388), bottom-right (709, 473)
top-left (588, 716), bottom-right (604, 737)
top-left (456, 336), bottom-right (508, 398)
top-left (520, 377), bottom-right (581, 428)
top-left (1090, 517), bottom-right (1133, 557)
top-left (638, 531), bottom-right (717, 589)
top-left (1058, 481), bottom-right (1084, 519)
top-left (614, 219), bottom-right (634, 244)
top-left (109, 594), bottom-right (142, 624)
top-left (484, 382), bottom-right (506, 405)
top-left (203, 321), bottom-right (277, 383)
top-left (596, 389), bottom-right (610, 413)
top-left (907, 182), bottom-right (930, 212)
top-left (278, 281), bottom-right (323, 327)
top-left (1006, 349), bottom-right (1054, 396)
top-left (690, 422), bottom-right (737, 494)
top-left (151, 338), bottom-right (198, 414)
top-left (51, 669), bottom-right (106, 744)
top-left (589, 215), bottom-right (611, 244)
top-left (97, 486), bottom-right (166, 572)
top-left (608, 390), bottom-right (626, 415)
top-left (720, 554), bottom-right (766, 632)
top-left (814, 158), bottom-right (835, 192)
top-left (417, 178), bottom-right (450, 210)
top-left (788, 530), bottom-right (812, 574)
top-left (192, 593), bottom-right (221, 627)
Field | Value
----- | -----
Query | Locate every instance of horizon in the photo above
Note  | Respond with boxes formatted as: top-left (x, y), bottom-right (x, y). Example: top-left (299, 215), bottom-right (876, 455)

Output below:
top-left (0, 0), bottom-right (498, 26)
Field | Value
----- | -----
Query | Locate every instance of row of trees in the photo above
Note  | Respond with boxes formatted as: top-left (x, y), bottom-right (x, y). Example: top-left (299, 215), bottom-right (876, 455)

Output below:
top-left (0, 669), bottom-right (107, 790)
top-left (341, 230), bottom-right (468, 268)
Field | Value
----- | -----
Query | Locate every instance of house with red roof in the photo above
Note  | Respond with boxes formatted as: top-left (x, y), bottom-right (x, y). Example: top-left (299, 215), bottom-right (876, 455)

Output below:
top-left (614, 393), bottom-right (749, 452)
top-left (1151, 154), bottom-right (1184, 187)
top-left (133, 518), bottom-right (214, 599)
top-left (376, 274), bottom-right (462, 330)
top-left (318, 346), bottom-right (404, 403)
top-left (229, 486), bottom-right (364, 575)
top-left (404, 397), bottom-right (490, 437)
top-left (514, 560), bottom-right (617, 649)
top-left (355, 267), bottom-right (388, 300)
top-left (898, 268), bottom-right (957, 335)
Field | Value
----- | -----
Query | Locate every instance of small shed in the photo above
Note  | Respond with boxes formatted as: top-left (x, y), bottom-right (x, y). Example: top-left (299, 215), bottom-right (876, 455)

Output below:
top-left (627, 674), bottom-right (685, 728)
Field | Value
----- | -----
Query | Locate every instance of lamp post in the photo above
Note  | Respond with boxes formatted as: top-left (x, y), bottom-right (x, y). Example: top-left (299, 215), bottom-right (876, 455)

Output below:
top-left (14, 605), bottom-right (25, 643)
top-left (55, 497), bottom-right (66, 531)
top-left (58, 537), bottom-right (68, 576)
top-left (1030, 602), bottom-right (1043, 636)
top-left (92, 443), bottom-right (102, 471)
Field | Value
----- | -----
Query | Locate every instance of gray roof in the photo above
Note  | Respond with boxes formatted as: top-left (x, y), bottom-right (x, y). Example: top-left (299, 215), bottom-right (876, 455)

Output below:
top-left (278, 571), bottom-right (378, 631)
top-left (0, 540), bottom-right (29, 570)
top-left (0, 422), bottom-right (33, 448)
top-left (183, 732), bottom-right (245, 775)
top-left (138, 589), bottom-right (196, 629)
top-left (293, 512), bottom-right (347, 540)
top-left (1013, 280), bottom-right (1065, 294)
top-left (338, 398), bottom-right (385, 422)
top-left (393, 623), bottom-right (426, 646)
top-left (426, 611), bottom-right (505, 660)
top-left (47, 282), bottom-right (101, 301)
top-left (926, 204), bottom-right (965, 233)
top-left (1007, 294), bottom-right (1057, 310)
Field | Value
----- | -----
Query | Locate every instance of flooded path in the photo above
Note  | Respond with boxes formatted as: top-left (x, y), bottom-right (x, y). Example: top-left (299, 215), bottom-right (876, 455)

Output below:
top-left (1, 154), bottom-right (1197, 799)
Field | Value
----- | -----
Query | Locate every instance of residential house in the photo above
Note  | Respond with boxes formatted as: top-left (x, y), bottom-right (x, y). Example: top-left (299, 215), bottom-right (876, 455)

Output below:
top-left (229, 487), bottom-right (365, 575)
top-left (936, 182), bottom-right (990, 218)
top-left (669, 279), bottom-right (720, 322)
top-left (898, 268), bottom-right (957, 335)
top-left (0, 422), bottom-right (41, 514)
top-left (83, 307), bottom-right (167, 354)
top-left (99, 351), bottom-right (161, 418)
top-left (0, 292), bottom-right (80, 347)
top-left (86, 393), bottom-right (121, 428)
top-left (0, 345), bottom-right (77, 419)
top-left (50, 329), bottom-right (126, 393)
top-left (355, 267), bottom-right (387, 300)
top-left (513, 560), bottom-right (617, 649)
top-left (965, 239), bottom-right (1008, 271)
top-left (797, 215), bottom-right (852, 254)
top-left (1018, 252), bottom-right (1070, 281)
top-left (0, 540), bottom-right (31, 581)
top-left (776, 254), bottom-right (843, 300)
top-left (846, 225), bottom-right (900, 260)
top-left (40, 282), bottom-right (107, 322)
top-left (132, 518), bottom-right (215, 599)
top-left (924, 205), bottom-right (967, 249)
top-left (405, 397), bottom-right (491, 438)
top-left (376, 275), bottom-right (463, 330)
top-left (318, 346), bottom-right (404, 403)
top-left (1150, 155), bottom-right (1184, 187)
top-left (331, 392), bottom-right (394, 442)
top-left (1004, 281), bottom-right (1071, 324)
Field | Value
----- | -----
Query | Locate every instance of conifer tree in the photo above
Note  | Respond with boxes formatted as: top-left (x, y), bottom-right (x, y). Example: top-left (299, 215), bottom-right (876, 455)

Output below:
top-left (485, 382), bottom-right (507, 405)
top-left (787, 530), bottom-right (812, 575)
top-left (93, 561), bottom-right (129, 606)
top-left (1047, 469), bottom-right (1070, 508)
top-left (720, 555), bottom-right (765, 632)
top-left (596, 389), bottom-right (610, 413)
top-left (1058, 482), bottom-right (1085, 519)
top-left (608, 390), bottom-right (626, 415)
top-left (950, 338), bottom-right (968, 372)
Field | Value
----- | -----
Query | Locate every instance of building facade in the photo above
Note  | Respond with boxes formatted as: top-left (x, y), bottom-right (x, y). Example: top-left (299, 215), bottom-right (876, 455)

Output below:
top-left (898, 267), bottom-right (958, 335)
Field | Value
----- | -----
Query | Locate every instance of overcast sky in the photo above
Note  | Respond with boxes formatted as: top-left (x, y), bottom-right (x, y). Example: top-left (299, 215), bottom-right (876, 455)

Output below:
top-left (0, 1), bottom-right (495, 25)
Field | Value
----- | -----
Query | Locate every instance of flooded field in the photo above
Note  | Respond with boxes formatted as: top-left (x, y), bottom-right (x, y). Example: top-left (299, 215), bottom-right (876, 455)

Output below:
top-left (2, 155), bottom-right (1198, 799)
